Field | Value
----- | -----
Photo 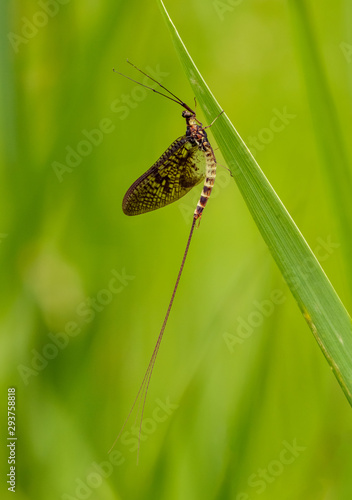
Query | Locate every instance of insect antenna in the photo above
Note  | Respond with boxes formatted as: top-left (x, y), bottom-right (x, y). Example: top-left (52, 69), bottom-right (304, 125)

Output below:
top-left (113, 60), bottom-right (196, 115)
top-left (108, 217), bottom-right (197, 463)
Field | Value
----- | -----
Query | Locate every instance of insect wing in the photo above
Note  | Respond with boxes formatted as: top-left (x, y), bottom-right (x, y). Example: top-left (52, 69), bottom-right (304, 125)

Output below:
top-left (122, 136), bottom-right (206, 216)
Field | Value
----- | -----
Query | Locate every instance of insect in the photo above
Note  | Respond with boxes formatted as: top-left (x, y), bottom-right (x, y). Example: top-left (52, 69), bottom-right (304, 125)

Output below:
top-left (109, 61), bottom-right (221, 460)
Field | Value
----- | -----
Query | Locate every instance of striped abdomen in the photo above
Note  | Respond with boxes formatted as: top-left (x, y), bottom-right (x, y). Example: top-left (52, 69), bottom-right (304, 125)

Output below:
top-left (194, 141), bottom-right (217, 220)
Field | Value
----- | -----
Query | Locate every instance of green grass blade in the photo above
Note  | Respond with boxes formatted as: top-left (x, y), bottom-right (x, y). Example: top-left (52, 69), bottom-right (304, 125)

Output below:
top-left (157, 0), bottom-right (352, 405)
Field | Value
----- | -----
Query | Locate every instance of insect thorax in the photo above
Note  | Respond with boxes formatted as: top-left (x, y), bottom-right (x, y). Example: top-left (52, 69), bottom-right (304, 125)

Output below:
top-left (185, 121), bottom-right (208, 149)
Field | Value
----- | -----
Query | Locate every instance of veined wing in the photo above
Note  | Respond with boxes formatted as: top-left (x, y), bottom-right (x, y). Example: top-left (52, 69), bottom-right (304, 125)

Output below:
top-left (122, 136), bottom-right (206, 216)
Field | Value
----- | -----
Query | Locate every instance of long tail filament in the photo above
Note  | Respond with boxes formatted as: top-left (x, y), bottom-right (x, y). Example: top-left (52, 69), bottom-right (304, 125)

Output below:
top-left (108, 216), bottom-right (197, 462)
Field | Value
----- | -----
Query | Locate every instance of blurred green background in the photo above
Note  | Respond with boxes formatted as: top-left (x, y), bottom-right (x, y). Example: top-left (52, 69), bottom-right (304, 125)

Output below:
top-left (1, 0), bottom-right (352, 498)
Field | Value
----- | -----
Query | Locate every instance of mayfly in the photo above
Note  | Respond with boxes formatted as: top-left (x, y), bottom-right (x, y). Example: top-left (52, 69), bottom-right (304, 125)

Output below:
top-left (109, 61), bottom-right (221, 460)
